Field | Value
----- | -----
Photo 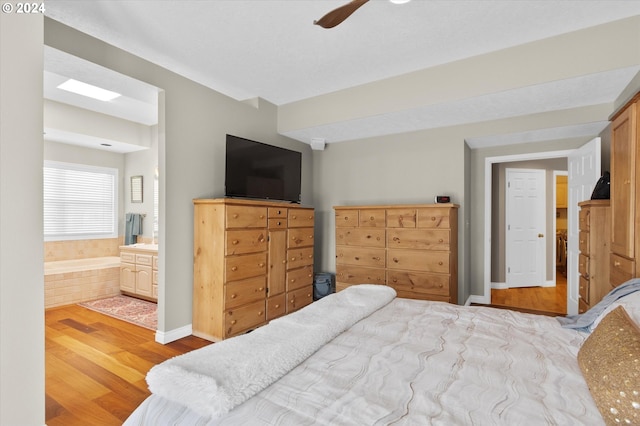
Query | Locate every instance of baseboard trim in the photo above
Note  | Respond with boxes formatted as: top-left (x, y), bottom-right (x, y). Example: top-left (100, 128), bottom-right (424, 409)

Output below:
top-left (155, 324), bottom-right (192, 344)
top-left (467, 294), bottom-right (490, 305)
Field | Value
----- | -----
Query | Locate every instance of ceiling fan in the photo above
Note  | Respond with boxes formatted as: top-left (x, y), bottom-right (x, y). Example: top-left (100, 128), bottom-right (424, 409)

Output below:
top-left (314, 0), bottom-right (410, 29)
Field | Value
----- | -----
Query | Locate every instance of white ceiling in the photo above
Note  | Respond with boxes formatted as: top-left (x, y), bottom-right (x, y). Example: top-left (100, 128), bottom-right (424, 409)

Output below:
top-left (43, 0), bottom-right (640, 150)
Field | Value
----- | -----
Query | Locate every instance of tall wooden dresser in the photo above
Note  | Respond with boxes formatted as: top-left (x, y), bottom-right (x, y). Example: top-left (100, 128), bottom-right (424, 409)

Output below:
top-left (577, 200), bottom-right (611, 313)
top-left (334, 204), bottom-right (458, 304)
top-left (193, 198), bottom-right (314, 342)
top-left (610, 92), bottom-right (639, 287)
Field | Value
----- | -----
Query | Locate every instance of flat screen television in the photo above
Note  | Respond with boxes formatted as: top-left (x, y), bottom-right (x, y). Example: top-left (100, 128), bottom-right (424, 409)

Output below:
top-left (225, 134), bottom-right (302, 203)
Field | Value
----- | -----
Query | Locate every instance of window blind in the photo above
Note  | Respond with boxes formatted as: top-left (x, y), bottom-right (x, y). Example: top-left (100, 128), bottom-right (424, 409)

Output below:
top-left (44, 161), bottom-right (118, 240)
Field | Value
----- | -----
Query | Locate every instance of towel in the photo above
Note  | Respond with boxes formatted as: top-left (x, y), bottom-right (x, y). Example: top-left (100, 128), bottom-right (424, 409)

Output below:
top-left (125, 213), bottom-right (143, 245)
top-left (556, 278), bottom-right (640, 332)
top-left (146, 284), bottom-right (397, 419)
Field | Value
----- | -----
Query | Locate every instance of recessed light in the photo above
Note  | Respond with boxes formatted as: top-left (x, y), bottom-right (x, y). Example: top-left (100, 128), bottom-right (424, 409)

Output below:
top-left (57, 79), bottom-right (121, 102)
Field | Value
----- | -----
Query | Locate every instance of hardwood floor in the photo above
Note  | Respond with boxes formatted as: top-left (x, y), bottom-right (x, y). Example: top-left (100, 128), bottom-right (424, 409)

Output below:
top-left (45, 304), bottom-right (210, 425)
top-left (489, 273), bottom-right (567, 316)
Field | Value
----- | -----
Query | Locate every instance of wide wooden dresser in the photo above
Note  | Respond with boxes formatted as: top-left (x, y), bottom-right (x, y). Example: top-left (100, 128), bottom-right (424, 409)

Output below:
top-left (193, 198), bottom-right (314, 342)
top-left (334, 203), bottom-right (458, 303)
top-left (577, 200), bottom-right (611, 313)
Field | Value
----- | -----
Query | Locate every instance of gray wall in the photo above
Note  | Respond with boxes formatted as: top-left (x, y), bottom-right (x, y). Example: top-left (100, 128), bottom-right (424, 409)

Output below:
top-left (312, 129), bottom-right (468, 303)
top-left (44, 18), bottom-right (314, 336)
top-left (0, 9), bottom-right (45, 425)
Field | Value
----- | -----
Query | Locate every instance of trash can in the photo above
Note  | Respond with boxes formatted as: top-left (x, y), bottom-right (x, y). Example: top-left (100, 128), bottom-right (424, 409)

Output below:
top-left (313, 272), bottom-right (335, 301)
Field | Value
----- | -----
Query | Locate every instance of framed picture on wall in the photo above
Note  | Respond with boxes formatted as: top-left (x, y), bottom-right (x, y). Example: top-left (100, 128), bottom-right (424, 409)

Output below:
top-left (131, 175), bottom-right (143, 203)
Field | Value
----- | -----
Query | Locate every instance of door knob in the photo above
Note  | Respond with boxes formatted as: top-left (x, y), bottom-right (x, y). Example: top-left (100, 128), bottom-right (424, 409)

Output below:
top-left (538, 233), bottom-right (544, 238)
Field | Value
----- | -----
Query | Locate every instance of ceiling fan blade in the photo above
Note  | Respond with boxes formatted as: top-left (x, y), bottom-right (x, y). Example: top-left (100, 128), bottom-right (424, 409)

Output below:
top-left (314, 0), bottom-right (370, 28)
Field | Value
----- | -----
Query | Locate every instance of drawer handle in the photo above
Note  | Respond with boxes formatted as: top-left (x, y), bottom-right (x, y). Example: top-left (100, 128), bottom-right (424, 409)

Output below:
top-left (431, 216), bottom-right (436, 221)
top-left (344, 217), bottom-right (349, 221)
top-left (230, 294), bottom-right (237, 299)
top-left (308, 273), bottom-right (312, 277)
top-left (277, 210), bottom-right (281, 214)
top-left (439, 284), bottom-right (443, 288)
top-left (232, 240), bottom-right (239, 245)
top-left (614, 261), bottom-right (621, 267)
top-left (260, 215), bottom-right (265, 219)
top-left (308, 215), bottom-right (313, 219)
top-left (393, 258), bottom-right (399, 263)
top-left (439, 239), bottom-right (443, 243)
top-left (275, 304), bottom-right (280, 308)
top-left (308, 254), bottom-right (313, 259)
top-left (291, 257), bottom-right (297, 261)
top-left (290, 299), bottom-right (295, 303)
top-left (308, 235), bottom-right (313, 239)
top-left (373, 256), bottom-right (380, 261)
top-left (290, 278), bottom-right (296, 283)
top-left (282, 260), bottom-right (286, 264)
top-left (307, 293), bottom-right (311, 297)
top-left (259, 263), bottom-right (265, 267)
top-left (231, 320), bottom-right (237, 325)
top-left (259, 238), bottom-right (265, 242)
top-left (292, 215), bottom-right (297, 219)
top-left (277, 221), bottom-right (281, 225)
top-left (392, 278), bottom-right (398, 283)
top-left (258, 287), bottom-right (264, 291)
top-left (233, 214), bottom-right (239, 219)
top-left (257, 311), bottom-right (263, 316)
top-left (231, 266), bottom-right (238, 271)
top-left (438, 261), bottom-right (444, 266)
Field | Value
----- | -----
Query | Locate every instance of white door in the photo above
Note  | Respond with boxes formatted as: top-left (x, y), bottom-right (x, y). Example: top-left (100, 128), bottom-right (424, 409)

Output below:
top-left (567, 137), bottom-right (601, 315)
top-left (506, 169), bottom-right (546, 288)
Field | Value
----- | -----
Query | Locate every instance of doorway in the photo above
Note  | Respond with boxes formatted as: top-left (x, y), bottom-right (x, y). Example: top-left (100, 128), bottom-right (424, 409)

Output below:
top-left (482, 138), bottom-right (601, 315)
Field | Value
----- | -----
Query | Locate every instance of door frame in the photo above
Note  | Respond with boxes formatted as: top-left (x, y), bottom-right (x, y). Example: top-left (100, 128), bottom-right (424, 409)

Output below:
top-left (476, 149), bottom-right (573, 306)
top-left (505, 168), bottom-right (546, 288)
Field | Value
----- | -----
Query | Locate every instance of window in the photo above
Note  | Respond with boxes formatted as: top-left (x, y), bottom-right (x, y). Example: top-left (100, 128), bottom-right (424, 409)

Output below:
top-left (43, 161), bottom-right (118, 241)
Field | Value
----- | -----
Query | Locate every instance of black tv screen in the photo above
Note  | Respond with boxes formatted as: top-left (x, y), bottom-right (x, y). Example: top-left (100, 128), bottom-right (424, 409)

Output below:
top-left (225, 135), bottom-right (302, 203)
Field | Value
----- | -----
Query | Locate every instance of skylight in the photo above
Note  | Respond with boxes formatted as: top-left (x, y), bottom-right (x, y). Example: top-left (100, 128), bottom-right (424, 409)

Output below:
top-left (57, 79), bottom-right (121, 101)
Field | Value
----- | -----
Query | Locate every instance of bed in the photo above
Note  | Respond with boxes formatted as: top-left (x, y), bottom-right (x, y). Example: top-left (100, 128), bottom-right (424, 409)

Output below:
top-left (124, 283), bottom-right (640, 425)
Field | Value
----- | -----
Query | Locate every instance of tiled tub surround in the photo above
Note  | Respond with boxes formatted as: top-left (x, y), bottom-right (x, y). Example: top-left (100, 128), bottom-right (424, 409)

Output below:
top-left (44, 256), bottom-right (121, 308)
top-left (44, 238), bottom-right (121, 262)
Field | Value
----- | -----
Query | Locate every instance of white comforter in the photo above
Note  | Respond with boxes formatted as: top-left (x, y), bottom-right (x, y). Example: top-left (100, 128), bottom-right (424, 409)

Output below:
top-left (126, 298), bottom-right (603, 425)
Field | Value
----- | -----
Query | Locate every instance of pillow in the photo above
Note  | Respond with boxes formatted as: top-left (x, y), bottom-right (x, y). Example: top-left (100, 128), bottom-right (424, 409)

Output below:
top-left (590, 291), bottom-right (640, 333)
top-left (578, 306), bottom-right (640, 425)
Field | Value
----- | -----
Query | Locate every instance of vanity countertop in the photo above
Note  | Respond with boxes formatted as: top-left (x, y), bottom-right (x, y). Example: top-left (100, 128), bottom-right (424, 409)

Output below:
top-left (120, 243), bottom-right (158, 253)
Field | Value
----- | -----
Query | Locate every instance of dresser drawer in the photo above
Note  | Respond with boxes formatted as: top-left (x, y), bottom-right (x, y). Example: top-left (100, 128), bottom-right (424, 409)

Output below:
top-left (268, 218), bottom-right (287, 229)
top-left (387, 229), bottom-right (450, 250)
top-left (417, 208), bottom-right (453, 229)
top-left (335, 209), bottom-right (359, 227)
top-left (387, 270), bottom-right (450, 297)
top-left (266, 294), bottom-right (286, 321)
top-left (288, 209), bottom-right (314, 228)
top-left (386, 209), bottom-right (417, 228)
top-left (225, 276), bottom-right (266, 309)
top-left (611, 253), bottom-right (634, 287)
top-left (287, 286), bottom-right (313, 313)
top-left (225, 252), bottom-right (267, 282)
top-left (226, 206), bottom-right (267, 228)
top-left (578, 298), bottom-right (589, 314)
top-left (226, 229), bottom-right (267, 255)
top-left (336, 265), bottom-right (385, 286)
top-left (268, 207), bottom-right (287, 218)
top-left (286, 265), bottom-right (313, 291)
top-left (578, 254), bottom-right (589, 278)
top-left (579, 275), bottom-right (590, 305)
top-left (335, 246), bottom-right (385, 268)
top-left (578, 208), bottom-right (590, 232)
top-left (135, 254), bottom-right (153, 266)
top-left (336, 228), bottom-right (385, 248)
top-left (578, 231), bottom-right (590, 255)
top-left (120, 252), bottom-right (136, 263)
top-left (225, 299), bottom-right (265, 337)
top-left (288, 227), bottom-right (314, 249)
top-left (387, 249), bottom-right (449, 273)
top-left (359, 209), bottom-right (385, 227)
top-left (287, 247), bottom-right (314, 270)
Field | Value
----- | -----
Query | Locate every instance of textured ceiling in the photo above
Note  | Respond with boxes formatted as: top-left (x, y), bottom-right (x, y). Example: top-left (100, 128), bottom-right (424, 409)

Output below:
top-left (43, 0), bottom-right (640, 149)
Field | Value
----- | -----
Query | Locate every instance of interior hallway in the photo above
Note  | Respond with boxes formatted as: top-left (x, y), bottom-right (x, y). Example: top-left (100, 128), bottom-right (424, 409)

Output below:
top-left (489, 272), bottom-right (567, 316)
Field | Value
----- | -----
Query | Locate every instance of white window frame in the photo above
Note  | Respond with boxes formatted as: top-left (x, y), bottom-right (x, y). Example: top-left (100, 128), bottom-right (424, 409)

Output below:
top-left (43, 161), bottom-right (118, 241)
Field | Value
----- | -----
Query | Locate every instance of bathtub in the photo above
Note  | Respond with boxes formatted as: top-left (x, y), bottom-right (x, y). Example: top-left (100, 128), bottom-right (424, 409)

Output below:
top-left (44, 256), bottom-right (122, 309)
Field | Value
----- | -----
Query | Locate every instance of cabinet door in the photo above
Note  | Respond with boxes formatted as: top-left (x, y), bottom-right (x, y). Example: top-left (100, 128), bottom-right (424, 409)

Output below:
top-left (120, 263), bottom-right (136, 293)
top-left (136, 265), bottom-right (153, 297)
top-left (611, 103), bottom-right (636, 258)
top-left (268, 229), bottom-right (287, 296)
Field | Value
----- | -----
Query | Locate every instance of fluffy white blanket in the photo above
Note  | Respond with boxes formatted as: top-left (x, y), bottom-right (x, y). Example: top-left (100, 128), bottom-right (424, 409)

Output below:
top-left (146, 284), bottom-right (397, 419)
